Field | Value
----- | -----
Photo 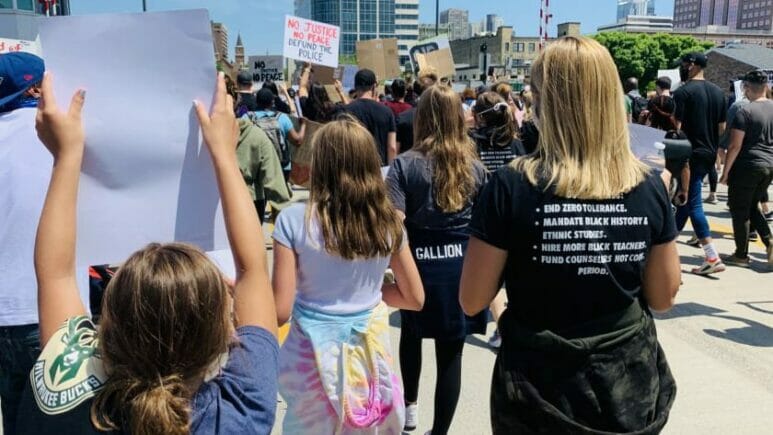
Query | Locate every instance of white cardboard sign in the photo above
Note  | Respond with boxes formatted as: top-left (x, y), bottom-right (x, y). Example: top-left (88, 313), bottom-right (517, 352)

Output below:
top-left (37, 9), bottom-right (228, 266)
top-left (283, 15), bottom-right (340, 68)
top-left (0, 37), bottom-right (41, 55)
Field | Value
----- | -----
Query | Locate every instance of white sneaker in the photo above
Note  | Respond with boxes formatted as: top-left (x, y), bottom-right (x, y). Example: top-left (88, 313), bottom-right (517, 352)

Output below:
top-left (404, 404), bottom-right (418, 432)
top-left (691, 259), bottom-right (726, 276)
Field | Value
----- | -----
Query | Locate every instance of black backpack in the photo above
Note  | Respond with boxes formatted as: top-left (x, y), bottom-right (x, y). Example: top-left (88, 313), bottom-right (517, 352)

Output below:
top-left (627, 94), bottom-right (649, 124)
top-left (248, 112), bottom-right (291, 167)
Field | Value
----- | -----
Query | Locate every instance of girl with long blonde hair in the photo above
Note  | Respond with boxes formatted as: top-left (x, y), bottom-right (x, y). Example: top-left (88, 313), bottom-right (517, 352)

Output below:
top-left (272, 119), bottom-right (424, 434)
top-left (460, 36), bottom-right (681, 433)
top-left (386, 84), bottom-right (488, 435)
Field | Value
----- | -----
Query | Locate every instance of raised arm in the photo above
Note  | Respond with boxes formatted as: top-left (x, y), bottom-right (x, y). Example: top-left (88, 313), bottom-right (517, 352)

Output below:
top-left (195, 73), bottom-right (277, 336)
top-left (334, 80), bottom-right (351, 105)
top-left (34, 73), bottom-right (88, 345)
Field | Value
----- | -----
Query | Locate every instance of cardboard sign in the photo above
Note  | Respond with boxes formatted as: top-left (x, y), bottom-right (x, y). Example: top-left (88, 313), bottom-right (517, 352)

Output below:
top-left (0, 37), bottom-right (41, 55)
top-left (324, 85), bottom-right (342, 103)
top-left (313, 65), bottom-right (336, 85)
top-left (356, 38), bottom-right (401, 80)
top-left (409, 36), bottom-right (451, 75)
top-left (283, 15), bottom-right (340, 68)
top-left (289, 117), bottom-right (324, 187)
top-left (248, 55), bottom-right (284, 84)
top-left (415, 48), bottom-right (456, 80)
top-left (657, 68), bottom-right (681, 91)
top-left (334, 64), bottom-right (358, 90)
top-left (38, 10), bottom-right (228, 266)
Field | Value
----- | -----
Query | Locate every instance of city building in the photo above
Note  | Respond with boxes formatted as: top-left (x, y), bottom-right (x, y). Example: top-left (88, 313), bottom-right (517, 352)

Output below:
top-left (617, 0), bottom-right (656, 22)
top-left (395, 0), bottom-right (419, 66)
top-left (0, 0), bottom-right (70, 40)
top-left (704, 43), bottom-right (773, 87)
top-left (418, 22), bottom-right (450, 41)
top-left (557, 22), bottom-right (581, 37)
top-left (439, 8), bottom-right (469, 41)
top-left (211, 22), bottom-right (229, 63)
top-left (599, 15), bottom-right (674, 33)
top-left (486, 14), bottom-right (504, 33)
top-left (674, 0), bottom-right (773, 32)
top-left (450, 26), bottom-right (513, 76)
top-left (469, 20), bottom-right (484, 38)
top-left (234, 33), bottom-right (245, 70)
top-left (294, 0), bottom-right (396, 56)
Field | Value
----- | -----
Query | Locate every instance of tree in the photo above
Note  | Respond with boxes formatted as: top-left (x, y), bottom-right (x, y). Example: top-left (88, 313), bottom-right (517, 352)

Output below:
top-left (593, 32), bottom-right (714, 91)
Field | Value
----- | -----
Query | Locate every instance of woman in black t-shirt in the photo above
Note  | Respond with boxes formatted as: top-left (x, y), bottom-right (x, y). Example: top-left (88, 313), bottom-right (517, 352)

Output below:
top-left (386, 85), bottom-right (487, 435)
top-left (460, 36), bottom-right (681, 434)
top-left (470, 92), bottom-right (527, 172)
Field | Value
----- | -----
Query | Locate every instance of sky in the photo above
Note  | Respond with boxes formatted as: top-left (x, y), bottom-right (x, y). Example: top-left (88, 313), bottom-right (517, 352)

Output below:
top-left (71, 0), bottom-right (675, 56)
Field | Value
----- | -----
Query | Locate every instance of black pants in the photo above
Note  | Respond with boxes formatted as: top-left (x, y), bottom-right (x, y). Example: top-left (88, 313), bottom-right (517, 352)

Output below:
top-left (708, 165), bottom-right (718, 193)
top-left (254, 200), bottom-right (266, 224)
top-left (728, 166), bottom-right (773, 258)
top-left (400, 326), bottom-right (465, 435)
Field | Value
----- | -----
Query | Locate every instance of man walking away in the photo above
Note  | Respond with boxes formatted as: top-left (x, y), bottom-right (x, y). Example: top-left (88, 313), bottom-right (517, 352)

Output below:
top-left (343, 69), bottom-right (397, 166)
top-left (673, 52), bottom-right (727, 275)
top-left (720, 70), bottom-right (773, 269)
top-left (235, 71), bottom-right (258, 117)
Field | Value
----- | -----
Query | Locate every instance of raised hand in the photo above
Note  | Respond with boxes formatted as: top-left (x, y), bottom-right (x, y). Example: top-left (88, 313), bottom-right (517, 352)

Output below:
top-left (194, 72), bottom-right (239, 160)
top-left (35, 72), bottom-right (86, 161)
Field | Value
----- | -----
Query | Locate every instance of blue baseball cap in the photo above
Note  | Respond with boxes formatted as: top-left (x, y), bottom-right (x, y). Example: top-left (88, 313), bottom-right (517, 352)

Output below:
top-left (0, 52), bottom-right (45, 108)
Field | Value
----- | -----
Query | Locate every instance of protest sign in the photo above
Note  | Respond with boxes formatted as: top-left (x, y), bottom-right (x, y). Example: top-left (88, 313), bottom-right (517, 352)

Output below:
top-left (0, 37), bottom-right (41, 55)
top-left (248, 55), bottom-right (284, 84)
top-left (734, 80), bottom-right (744, 102)
top-left (324, 85), bottom-right (342, 103)
top-left (283, 15), bottom-right (340, 68)
top-left (409, 36), bottom-right (451, 75)
top-left (334, 64), bottom-right (358, 90)
top-left (314, 65), bottom-right (336, 84)
top-left (356, 38), bottom-right (401, 80)
top-left (37, 9), bottom-right (228, 266)
top-left (415, 48), bottom-right (456, 80)
top-left (657, 68), bottom-right (681, 91)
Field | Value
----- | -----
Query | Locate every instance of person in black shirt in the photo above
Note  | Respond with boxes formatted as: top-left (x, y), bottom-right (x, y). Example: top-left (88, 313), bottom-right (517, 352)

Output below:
top-left (672, 52), bottom-right (727, 275)
top-left (470, 92), bottom-right (526, 172)
top-left (720, 70), bottom-right (773, 268)
top-left (342, 69), bottom-right (396, 165)
top-left (235, 71), bottom-right (258, 117)
top-left (460, 36), bottom-right (680, 435)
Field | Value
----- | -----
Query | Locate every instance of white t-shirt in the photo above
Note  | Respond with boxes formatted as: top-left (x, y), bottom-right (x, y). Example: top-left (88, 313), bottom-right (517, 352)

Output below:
top-left (272, 203), bottom-right (397, 314)
top-left (0, 108), bottom-right (89, 326)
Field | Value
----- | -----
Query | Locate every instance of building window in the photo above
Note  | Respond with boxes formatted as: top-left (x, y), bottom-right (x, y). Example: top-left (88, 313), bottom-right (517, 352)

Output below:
top-left (528, 43), bottom-right (535, 53)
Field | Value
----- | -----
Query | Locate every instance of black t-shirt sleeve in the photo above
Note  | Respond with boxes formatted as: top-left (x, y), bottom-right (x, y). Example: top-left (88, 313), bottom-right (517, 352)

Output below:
top-left (730, 106), bottom-right (749, 131)
top-left (673, 89), bottom-right (686, 122)
top-left (386, 159), bottom-right (407, 212)
top-left (469, 168), bottom-right (515, 251)
top-left (649, 172), bottom-right (678, 245)
top-left (388, 110), bottom-right (397, 133)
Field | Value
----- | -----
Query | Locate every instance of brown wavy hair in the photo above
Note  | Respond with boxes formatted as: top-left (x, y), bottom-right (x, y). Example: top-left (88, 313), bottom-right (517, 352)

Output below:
top-left (91, 243), bottom-right (232, 435)
top-left (413, 85), bottom-right (478, 213)
top-left (474, 92), bottom-right (518, 148)
top-left (308, 118), bottom-right (404, 260)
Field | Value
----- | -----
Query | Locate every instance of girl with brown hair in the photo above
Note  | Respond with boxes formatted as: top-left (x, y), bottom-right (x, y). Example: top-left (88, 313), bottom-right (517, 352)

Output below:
top-left (386, 85), bottom-right (488, 435)
top-left (471, 92), bottom-right (527, 172)
top-left (461, 36), bottom-right (680, 434)
top-left (19, 73), bottom-right (279, 435)
top-left (272, 118), bottom-right (424, 434)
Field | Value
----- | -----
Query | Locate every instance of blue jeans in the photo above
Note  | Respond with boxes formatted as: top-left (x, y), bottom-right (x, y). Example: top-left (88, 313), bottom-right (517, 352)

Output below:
top-left (675, 167), bottom-right (711, 240)
top-left (0, 324), bottom-right (41, 435)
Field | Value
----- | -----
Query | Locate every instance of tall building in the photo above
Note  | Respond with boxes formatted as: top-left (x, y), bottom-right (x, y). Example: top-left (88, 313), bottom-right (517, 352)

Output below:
top-left (617, 0), bottom-right (656, 22)
top-left (674, 0), bottom-right (773, 32)
top-left (234, 33), bottom-right (245, 70)
top-left (486, 14), bottom-right (505, 33)
top-left (395, 0), bottom-right (419, 66)
top-left (294, 0), bottom-right (396, 56)
top-left (211, 22), bottom-right (229, 63)
top-left (0, 0), bottom-right (71, 40)
top-left (469, 20), bottom-right (484, 37)
top-left (439, 8), bottom-right (469, 40)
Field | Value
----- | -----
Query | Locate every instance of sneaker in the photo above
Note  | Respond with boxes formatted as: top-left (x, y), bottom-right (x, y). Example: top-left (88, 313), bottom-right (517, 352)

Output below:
top-left (721, 254), bottom-right (751, 268)
top-left (704, 195), bottom-right (718, 205)
top-left (750, 231), bottom-right (759, 242)
top-left (488, 330), bottom-right (502, 349)
top-left (686, 236), bottom-right (701, 247)
top-left (404, 404), bottom-right (418, 432)
top-left (765, 211), bottom-right (773, 222)
top-left (691, 259), bottom-right (726, 275)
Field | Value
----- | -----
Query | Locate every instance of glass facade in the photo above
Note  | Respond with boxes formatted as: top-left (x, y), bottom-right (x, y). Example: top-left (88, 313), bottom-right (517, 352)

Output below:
top-left (304, 0), bottom-right (396, 55)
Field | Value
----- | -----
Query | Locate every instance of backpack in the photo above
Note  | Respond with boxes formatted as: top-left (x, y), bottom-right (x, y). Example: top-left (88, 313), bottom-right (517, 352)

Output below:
top-left (627, 94), bottom-right (649, 125)
top-left (248, 111), bottom-right (291, 167)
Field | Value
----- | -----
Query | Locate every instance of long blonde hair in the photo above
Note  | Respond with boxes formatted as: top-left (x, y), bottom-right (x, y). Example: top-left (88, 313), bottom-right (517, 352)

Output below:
top-left (513, 36), bottom-right (649, 199)
top-left (414, 85), bottom-right (478, 213)
top-left (92, 243), bottom-right (232, 435)
top-left (308, 118), bottom-right (403, 260)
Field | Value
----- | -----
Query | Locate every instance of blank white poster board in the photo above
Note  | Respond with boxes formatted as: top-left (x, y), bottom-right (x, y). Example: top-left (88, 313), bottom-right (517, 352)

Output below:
top-left (37, 9), bottom-right (228, 266)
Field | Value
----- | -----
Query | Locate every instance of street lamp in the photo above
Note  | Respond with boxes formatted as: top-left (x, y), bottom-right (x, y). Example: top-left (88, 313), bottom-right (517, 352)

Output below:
top-left (142, 0), bottom-right (147, 12)
top-left (435, 0), bottom-right (439, 36)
